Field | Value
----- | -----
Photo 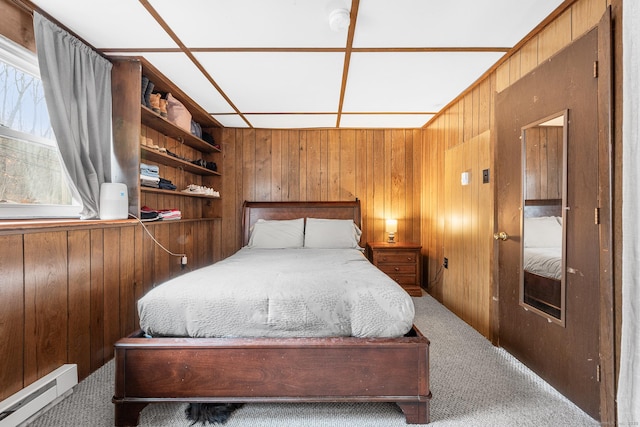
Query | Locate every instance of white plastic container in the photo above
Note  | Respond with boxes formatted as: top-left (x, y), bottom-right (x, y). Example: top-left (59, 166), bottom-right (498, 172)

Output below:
top-left (99, 183), bottom-right (128, 220)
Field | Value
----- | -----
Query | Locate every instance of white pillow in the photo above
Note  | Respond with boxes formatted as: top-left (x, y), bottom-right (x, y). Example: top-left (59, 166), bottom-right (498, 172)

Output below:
top-left (247, 218), bottom-right (304, 248)
top-left (524, 216), bottom-right (562, 248)
top-left (304, 218), bottom-right (362, 249)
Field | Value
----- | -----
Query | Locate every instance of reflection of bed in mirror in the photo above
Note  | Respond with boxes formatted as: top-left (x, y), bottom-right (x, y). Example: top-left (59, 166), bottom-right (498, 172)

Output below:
top-left (523, 202), bottom-right (563, 318)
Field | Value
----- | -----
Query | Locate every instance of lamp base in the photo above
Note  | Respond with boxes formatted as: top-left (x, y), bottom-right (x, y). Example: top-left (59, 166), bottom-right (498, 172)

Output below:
top-left (387, 233), bottom-right (396, 243)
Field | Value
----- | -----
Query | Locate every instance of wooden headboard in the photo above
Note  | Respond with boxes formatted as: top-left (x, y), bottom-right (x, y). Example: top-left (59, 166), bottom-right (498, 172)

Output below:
top-left (524, 199), bottom-right (562, 218)
top-left (241, 200), bottom-right (362, 246)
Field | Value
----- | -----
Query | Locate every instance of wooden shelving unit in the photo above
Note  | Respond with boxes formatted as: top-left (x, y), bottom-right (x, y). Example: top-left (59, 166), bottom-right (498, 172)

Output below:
top-left (111, 56), bottom-right (222, 220)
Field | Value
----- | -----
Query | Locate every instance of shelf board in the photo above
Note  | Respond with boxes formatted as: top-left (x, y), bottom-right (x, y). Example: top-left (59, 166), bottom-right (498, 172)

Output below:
top-left (140, 106), bottom-right (221, 153)
top-left (141, 146), bottom-right (220, 176)
top-left (141, 187), bottom-right (221, 199)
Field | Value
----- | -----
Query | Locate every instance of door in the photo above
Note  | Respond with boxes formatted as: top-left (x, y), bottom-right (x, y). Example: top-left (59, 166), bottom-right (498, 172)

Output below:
top-left (495, 28), bottom-right (602, 419)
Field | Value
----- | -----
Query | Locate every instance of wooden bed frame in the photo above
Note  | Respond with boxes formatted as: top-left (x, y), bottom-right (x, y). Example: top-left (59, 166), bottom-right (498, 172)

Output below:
top-left (523, 271), bottom-right (561, 318)
top-left (112, 200), bottom-right (431, 425)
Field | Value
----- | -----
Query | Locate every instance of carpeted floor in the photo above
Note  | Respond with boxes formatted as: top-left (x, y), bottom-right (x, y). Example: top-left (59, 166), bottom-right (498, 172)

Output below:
top-left (27, 294), bottom-right (598, 426)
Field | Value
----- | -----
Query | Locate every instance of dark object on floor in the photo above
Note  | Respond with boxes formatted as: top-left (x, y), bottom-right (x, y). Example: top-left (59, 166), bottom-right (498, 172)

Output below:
top-left (185, 403), bottom-right (243, 425)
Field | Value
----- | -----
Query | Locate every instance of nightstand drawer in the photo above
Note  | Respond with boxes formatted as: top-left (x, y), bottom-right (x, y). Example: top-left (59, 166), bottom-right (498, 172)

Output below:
top-left (377, 264), bottom-right (416, 275)
top-left (373, 252), bottom-right (418, 265)
top-left (387, 274), bottom-right (418, 286)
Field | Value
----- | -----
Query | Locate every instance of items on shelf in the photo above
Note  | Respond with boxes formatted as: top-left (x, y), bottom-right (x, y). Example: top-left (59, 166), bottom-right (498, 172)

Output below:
top-left (202, 132), bottom-right (221, 150)
top-left (139, 135), bottom-right (166, 153)
top-left (191, 159), bottom-right (217, 172)
top-left (140, 162), bottom-right (177, 191)
top-left (141, 76), bottom-right (154, 108)
top-left (140, 162), bottom-right (160, 188)
top-left (159, 177), bottom-right (176, 190)
top-left (140, 205), bottom-right (182, 221)
top-left (166, 93), bottom-right (191, 132)
top-left (191, 120), bottom-right (202, 138)
top-left (141, 76), bottom-right (209, 141)
top-left (181, 184), bottom-right (220, 197)
top-left (149, 93), bottom-right (161, 114)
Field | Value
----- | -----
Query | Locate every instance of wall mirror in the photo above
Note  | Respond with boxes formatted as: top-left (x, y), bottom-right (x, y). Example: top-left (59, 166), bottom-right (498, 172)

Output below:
top-left (520, 110), bottom-right (567, 326)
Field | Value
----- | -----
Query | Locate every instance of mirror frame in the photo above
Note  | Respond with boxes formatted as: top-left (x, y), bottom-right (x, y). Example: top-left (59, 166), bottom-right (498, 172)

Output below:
top-left (519, 109), bottom-right (568, 327)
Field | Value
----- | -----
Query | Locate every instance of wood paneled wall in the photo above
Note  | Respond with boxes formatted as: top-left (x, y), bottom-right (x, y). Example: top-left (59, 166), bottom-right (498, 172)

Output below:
top-left (525, 126), bottom-right (564, 201)
top-left (421, 0), bottom-right (610, 339)
top-left (0, 219), bottom-right (220, 401)
top-left (421, 76), bottom-right (495, 339)
top-left (217, 128), bottom-right (423, 258)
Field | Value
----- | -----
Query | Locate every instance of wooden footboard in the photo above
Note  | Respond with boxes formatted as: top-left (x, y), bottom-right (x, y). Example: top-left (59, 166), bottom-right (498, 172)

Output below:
top-left (112, 326), bottom-right (431, 425)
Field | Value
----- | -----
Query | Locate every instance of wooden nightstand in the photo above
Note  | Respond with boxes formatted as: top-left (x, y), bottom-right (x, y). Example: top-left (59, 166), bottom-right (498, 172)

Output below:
top-left (366, 242), bottom-right (422, 296)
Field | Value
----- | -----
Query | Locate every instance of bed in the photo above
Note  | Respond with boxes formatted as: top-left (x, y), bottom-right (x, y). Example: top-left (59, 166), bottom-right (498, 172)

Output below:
top-left (522, 210), bottom-right (563, 318)
top-left (112, 200), bottom-right (431, 425)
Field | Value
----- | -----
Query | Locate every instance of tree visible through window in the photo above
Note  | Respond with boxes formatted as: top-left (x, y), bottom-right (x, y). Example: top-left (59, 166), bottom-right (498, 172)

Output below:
top-left (0, 35), bottom-right (79, 218)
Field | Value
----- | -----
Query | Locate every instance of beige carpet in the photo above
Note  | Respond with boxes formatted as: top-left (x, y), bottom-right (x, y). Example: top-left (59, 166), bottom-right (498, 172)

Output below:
top-left (27, 294), bottom-right (598, 426)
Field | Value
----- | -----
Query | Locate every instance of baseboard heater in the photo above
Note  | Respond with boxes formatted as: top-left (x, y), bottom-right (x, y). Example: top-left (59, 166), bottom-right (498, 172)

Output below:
top-left (0, 364), bottom-right (77, 427)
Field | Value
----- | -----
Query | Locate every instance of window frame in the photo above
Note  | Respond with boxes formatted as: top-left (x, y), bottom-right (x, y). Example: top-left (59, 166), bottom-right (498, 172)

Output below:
top-left (0, 34), bottom-right (81, 220)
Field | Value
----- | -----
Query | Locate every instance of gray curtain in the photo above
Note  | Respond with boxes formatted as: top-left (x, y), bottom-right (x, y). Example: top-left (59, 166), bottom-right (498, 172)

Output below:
top-left (619, 0), bottom-right (640, 423)
top-left (33, 12), bottom-right (112, 220)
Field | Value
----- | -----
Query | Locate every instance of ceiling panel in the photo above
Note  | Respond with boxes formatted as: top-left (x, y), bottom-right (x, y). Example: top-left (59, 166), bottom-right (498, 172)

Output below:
top-left (339, 114), bottom-right (434, 128)
top-left (353, 0), bottom-right (564, 48)
top-left (213, 115), bottom-right (250, 128)
top-left (193, 52), bottom-right (346, 113)
top-left (343, 51), bottom-right (504, 112)
top-left (149, 0), bottom-right (352, 48)
top-left (32, 0), bottom-right (177, 49)
top-left (245, 114), bottom-right (338, 129)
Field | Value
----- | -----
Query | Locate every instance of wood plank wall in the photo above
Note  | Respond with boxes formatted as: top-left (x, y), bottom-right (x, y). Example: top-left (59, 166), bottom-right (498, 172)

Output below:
top-left (525, 126), bottom-right (563, 201)
top-left (0, 219), bottom-right (220, 401)
top-left (421, 0), bottom-right (611, 340)
top-left (216, 128), bottom-right (423, 258)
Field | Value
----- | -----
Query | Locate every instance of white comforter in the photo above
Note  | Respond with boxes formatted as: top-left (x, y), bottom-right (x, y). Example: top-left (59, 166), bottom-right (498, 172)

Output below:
top-left (138, 248), bottom-right (415, 338)
top-left (523, 247), bottom-right (562, 280)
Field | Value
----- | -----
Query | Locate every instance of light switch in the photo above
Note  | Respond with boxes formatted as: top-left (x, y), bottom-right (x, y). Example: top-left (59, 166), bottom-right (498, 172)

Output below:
top-left (461, 171), bottom-right (470, 186)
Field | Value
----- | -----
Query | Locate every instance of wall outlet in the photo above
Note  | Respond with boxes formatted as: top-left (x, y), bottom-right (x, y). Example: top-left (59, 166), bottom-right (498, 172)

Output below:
top-left (443, 257), bottom-right (448, 269)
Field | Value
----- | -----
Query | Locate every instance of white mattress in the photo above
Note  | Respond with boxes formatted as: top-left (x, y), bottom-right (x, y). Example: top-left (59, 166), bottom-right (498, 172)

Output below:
top-left (138, 248), bottom-right (415, 338)
top-left (523, 247), bottom-right (562, 280)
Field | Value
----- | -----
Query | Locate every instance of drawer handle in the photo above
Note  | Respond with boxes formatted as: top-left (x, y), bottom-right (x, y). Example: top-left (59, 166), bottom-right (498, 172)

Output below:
top-left (407, 257), bottom-right (414, 261)
top-left (394, 267), bottom-right (400, 271)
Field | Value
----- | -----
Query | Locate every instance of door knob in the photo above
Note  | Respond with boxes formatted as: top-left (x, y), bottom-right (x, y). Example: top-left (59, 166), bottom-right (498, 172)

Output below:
top-left (493, 231), bottom-right (509, 241)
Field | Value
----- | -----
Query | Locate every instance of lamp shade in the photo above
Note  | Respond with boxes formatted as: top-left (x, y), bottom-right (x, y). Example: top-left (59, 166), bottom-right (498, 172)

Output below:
top-left (385, 219), bottom-right (398, 233)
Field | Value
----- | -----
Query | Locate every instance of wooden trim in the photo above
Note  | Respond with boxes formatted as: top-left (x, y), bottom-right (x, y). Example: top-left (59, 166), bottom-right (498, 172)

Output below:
top-left (596, 5), bottom-right (616, 425)
top-left (0, 219), bottom-right (138, 235)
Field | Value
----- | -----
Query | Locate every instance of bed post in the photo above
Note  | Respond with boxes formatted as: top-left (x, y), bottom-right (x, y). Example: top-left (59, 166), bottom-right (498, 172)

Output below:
top-left (113, 402), bottom-right (148, 427)
top-left (397, 400), bottom-right (430, 424)
top-left (113, 343), bottom-right (148, 426)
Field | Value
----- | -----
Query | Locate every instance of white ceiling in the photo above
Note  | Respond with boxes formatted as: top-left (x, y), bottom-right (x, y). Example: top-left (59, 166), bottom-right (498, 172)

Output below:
top-left (29, 0), bottom-right (565, 129)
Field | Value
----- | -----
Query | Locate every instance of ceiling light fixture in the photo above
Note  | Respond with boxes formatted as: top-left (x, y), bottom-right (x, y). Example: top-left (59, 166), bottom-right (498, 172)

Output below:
top-left (329, 8), bottom-right (350, 32)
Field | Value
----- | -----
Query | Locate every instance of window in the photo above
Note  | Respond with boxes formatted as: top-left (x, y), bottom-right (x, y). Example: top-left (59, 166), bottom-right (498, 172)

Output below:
top-left (0, 35), bottom-right (80, 219)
